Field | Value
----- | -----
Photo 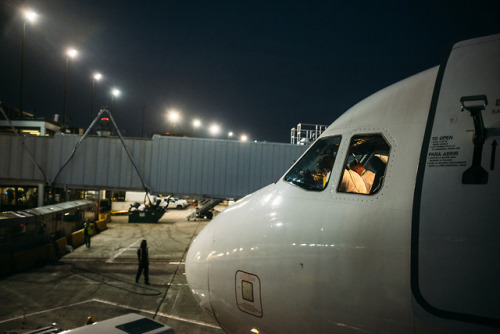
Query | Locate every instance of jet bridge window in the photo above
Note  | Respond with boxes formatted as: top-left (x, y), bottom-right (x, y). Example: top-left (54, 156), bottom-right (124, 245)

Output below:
top-left (284, 136), bottom-right (341, 191)
top-left (338, 134), bottom-right (390, 195)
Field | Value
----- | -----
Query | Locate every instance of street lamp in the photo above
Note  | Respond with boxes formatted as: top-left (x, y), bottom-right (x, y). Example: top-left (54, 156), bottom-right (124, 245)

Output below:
top-left (192, 119), bottom-right (201, 137)
top-left (62, 47), bottom-right (78, 127)
top-left (19, 9), bottom-right (38, 113)
top-left (209, 123), bottom-right (221, 137)
top-left (91, 72), bottom-right (102, 122)
top-left (240, 134), bottom-right (248, 142)
top-left (24, 9), bottom-right (38, 22)
top-left (167, 109), bottom-right (181, 130)
top-left (111, 88), bottom-right (121, 109)
top-left (192, 119), bottom-right (201, 128)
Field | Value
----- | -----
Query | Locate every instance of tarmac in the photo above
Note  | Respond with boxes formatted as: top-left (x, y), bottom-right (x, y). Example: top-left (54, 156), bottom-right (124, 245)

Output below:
top-left (0, 206), bottom-right (224, 334)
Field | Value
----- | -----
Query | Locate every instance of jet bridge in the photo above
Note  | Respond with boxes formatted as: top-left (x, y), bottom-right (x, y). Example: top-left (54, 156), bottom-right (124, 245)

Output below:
top-left (0, 133), bottom-right (307, 200)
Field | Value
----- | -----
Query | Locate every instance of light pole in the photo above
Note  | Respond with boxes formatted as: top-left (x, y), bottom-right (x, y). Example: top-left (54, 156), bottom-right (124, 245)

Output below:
top-left (91, 72), bottom-right (102, 122)
top-left (62, 48), bottom-right (78, 127)
top-left (19, 9), bottom-right (37, 113)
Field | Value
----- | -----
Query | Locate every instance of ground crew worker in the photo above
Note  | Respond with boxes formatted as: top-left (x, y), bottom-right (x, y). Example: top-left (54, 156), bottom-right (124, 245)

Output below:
top-left (83, 221), bottom-right (93, 247)
top-left (136, 239), bottom-right (149, 284)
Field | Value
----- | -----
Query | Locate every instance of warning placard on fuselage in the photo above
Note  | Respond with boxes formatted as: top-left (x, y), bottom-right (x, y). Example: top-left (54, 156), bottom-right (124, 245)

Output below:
top-left (426, 135), bottom-right (467, 168)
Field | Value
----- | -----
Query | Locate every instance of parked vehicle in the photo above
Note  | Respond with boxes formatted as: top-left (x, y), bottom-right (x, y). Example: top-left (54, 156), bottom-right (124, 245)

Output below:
top-left (158, 197), bottom-right (189, 209)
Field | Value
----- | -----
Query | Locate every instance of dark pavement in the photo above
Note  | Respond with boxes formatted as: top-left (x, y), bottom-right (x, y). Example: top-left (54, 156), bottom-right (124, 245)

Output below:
top-left (0, 208), bottom-right (223, 334)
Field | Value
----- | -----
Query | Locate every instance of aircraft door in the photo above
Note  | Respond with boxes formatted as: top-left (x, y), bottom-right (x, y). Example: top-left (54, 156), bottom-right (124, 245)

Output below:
top-left (413, 34), bottom-right (500, 328)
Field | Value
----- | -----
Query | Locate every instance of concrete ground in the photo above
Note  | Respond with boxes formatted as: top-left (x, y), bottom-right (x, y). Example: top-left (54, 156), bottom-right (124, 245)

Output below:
top-left (0, 207), bottom-right (224, 334)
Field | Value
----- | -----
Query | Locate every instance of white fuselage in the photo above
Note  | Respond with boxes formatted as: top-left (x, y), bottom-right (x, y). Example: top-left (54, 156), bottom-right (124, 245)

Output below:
top-left (186, 34), bottom-right (500, 334)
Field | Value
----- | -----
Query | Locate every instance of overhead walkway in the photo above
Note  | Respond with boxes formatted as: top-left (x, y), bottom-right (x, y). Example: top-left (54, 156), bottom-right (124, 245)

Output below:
top-left (0, 133), bottom-right (307, 199)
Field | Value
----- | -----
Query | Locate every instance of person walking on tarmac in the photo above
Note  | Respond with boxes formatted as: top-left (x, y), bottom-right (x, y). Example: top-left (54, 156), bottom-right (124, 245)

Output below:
top-left (136, 239), bottom-right (149, 284)
top-left (83, 221), bottom-right (94, 248)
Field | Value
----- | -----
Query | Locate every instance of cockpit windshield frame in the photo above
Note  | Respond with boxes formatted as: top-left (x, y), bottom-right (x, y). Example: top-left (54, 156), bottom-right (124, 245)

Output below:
top-left (283, 136), bottom-right (342, 191)
top-left (337, 133), bottom-right (390, 195)
top-left (284, 133), bottom-right (390, 195)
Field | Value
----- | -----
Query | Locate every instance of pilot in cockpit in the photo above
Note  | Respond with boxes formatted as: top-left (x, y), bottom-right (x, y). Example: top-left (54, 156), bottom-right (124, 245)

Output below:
top-left (348, 160), bottom-right (375, 193)
top-left (316, 154), bottom-right (366, 194)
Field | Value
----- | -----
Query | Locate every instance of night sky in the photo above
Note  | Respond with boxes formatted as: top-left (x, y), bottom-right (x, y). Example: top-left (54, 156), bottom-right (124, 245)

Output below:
top-left (1, 0), bottom-right (499, 142)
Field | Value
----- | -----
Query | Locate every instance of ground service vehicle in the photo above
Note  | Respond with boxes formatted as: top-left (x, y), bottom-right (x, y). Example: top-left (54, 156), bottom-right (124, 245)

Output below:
top-left (57, 313), bottom-right (173, 333)
top-left (0, 200), bottom-right (96, 253)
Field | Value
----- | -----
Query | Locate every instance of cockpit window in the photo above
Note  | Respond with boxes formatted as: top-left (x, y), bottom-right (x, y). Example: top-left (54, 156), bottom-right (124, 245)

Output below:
top-left (338, 134), bottom-right (390, 195)
top-left (284, 136), bottom-right (341, 191)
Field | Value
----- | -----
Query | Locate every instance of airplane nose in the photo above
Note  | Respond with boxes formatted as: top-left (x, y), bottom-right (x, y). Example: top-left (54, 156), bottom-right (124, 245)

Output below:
top-left (185, 220), bottom-right (217, 316)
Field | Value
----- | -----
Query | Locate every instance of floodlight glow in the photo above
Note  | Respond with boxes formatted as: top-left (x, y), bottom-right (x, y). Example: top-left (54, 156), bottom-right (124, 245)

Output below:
top-left (111, 88), bottom-right (121, 97)
top-left (228, 131), bottom-right (234, 137)
top-left (168, 110), bottom-right (181, 124)
top-left (240, 134), bottom-right (248, 142)
top-left (24, 10), bottom-right (38, 23)
top-left (209, 124), bottom-right (221, 136)
top-left (93, 72), bottom-right (102, 81)
top-left (66, 48), bottom-right (78, 58)
top-left (192, 119), bottom-right (201, 128)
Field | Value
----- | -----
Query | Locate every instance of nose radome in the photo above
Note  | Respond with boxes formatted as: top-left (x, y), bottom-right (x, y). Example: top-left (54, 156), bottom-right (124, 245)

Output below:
top-left (185, 220), bottom-right (217, 316)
